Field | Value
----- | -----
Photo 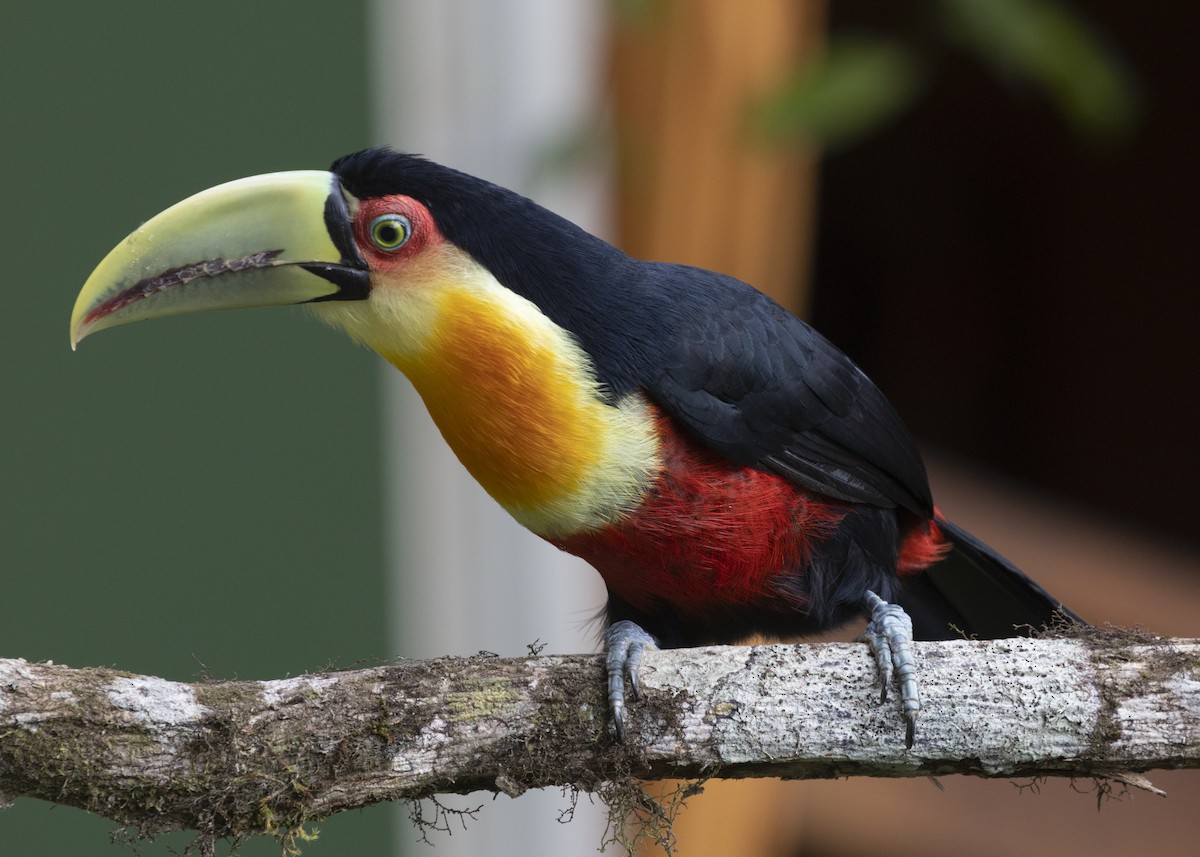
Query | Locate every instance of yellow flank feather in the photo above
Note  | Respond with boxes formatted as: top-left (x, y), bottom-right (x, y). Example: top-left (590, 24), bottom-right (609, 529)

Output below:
top-left (310, 246), bottom-right (661, 537)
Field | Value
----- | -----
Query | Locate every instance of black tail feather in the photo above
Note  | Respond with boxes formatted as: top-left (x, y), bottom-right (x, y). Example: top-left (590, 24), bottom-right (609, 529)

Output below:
top-left (898, 516), bottom-right (1084, 641)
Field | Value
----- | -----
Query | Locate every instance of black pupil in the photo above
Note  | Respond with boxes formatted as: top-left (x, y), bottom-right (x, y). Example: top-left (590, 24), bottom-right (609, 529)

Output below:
top-left (377, 221), bottom-right (402, 245)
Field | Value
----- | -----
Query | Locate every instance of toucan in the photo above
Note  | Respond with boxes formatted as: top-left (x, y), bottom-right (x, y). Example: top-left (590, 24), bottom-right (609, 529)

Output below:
top-left (71, 147), bottom-right (1080, 747)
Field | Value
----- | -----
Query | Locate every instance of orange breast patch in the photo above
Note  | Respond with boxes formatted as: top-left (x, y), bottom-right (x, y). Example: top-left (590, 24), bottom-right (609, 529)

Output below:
top-left (382, 286), bottom-right (651, 529)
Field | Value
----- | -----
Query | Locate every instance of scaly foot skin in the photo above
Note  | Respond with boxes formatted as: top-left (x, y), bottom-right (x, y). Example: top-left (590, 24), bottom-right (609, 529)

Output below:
top-left (602, 620), bottom-right (658, 741)
top-left (860, 590), bottom-right (919, 748)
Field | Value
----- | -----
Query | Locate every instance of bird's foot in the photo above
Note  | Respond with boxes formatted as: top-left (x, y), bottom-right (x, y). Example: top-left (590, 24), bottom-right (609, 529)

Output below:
top-left (602, 620), bottom-right (658, 741)
top-left (859, 590), bottom-right (919, 748)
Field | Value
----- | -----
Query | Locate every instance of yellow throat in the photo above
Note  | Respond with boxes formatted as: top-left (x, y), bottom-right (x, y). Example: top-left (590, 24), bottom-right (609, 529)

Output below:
top-left (310, 247), bottom-right (661, 537)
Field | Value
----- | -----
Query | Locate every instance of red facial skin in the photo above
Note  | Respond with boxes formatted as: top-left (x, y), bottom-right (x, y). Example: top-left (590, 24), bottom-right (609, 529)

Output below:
top-left (352, 194), bottom-right (444, 271)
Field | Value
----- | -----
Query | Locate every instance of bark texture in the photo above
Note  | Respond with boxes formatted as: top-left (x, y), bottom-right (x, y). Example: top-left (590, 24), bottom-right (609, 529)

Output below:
top-left (1, 631), bottom-right (1196, 842)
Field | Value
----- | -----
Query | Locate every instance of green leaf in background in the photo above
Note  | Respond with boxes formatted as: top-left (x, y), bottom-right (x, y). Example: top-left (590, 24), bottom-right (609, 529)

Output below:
top-left (940, 0), bottom-right (1139, 142)
top-left (754, 37), bottom-right (928, 150)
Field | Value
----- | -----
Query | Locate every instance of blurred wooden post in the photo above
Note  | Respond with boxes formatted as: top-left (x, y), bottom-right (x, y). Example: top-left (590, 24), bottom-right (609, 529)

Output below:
top-left (610, 3), bottom-right (825, 855)
top-left (610, 0), bottom-right (824, 313)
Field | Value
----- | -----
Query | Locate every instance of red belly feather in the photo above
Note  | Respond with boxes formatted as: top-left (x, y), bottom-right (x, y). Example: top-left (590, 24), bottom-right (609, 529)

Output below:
top-left (553, 413), bottom-right (946, 620)
top-left (553, 414), bottom-right (838, 616)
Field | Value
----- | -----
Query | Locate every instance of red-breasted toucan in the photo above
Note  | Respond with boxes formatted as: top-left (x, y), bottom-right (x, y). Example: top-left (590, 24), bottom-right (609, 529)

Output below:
top-left (71, 148), bottom-right (1080, 747)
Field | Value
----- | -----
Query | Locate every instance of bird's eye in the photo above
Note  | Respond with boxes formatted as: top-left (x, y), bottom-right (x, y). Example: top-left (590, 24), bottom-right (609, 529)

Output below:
top-left (369, 214), bottom-right (412, 252)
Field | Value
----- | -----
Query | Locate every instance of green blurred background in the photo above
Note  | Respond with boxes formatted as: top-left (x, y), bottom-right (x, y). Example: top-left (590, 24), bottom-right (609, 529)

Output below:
top-left (1, 3), bottom-right (388, 854)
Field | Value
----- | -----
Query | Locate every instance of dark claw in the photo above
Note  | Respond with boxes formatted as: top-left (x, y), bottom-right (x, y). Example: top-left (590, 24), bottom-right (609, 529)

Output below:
top-left (602, 620), bottom-right (658, 741)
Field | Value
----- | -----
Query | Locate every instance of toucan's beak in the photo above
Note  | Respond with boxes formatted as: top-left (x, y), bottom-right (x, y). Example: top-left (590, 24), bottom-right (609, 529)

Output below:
top-left (70, 170), bottom-right (369, 348)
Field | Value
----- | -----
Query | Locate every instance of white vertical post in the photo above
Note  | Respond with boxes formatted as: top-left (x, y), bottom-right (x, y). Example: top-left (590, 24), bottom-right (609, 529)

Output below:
top-left (367, 1), bottom-right (611, 854)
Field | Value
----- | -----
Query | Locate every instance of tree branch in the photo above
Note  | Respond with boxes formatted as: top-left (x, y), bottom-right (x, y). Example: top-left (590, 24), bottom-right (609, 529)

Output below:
top-left (2, 630), bottom-right (1196, 843)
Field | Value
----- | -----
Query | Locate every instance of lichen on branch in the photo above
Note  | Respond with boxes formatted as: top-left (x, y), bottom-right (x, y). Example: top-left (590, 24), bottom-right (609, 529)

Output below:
top-left (1, 631), bottom-right (1195, 849)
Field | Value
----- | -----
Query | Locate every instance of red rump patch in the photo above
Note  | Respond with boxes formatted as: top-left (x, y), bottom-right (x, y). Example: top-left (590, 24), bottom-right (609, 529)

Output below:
top-left (897, 514), bottom-right (950, 574)
top-left (553, 413), bottom-right (845, 618)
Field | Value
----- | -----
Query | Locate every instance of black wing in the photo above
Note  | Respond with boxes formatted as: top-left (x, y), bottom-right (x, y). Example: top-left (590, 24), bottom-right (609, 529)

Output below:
top-left (644, 265), bottom-right (933, 516)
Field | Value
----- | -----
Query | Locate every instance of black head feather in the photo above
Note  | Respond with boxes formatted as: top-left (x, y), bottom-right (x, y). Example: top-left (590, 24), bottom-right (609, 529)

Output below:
top-left (332, 147), bottom-right (669, 396)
